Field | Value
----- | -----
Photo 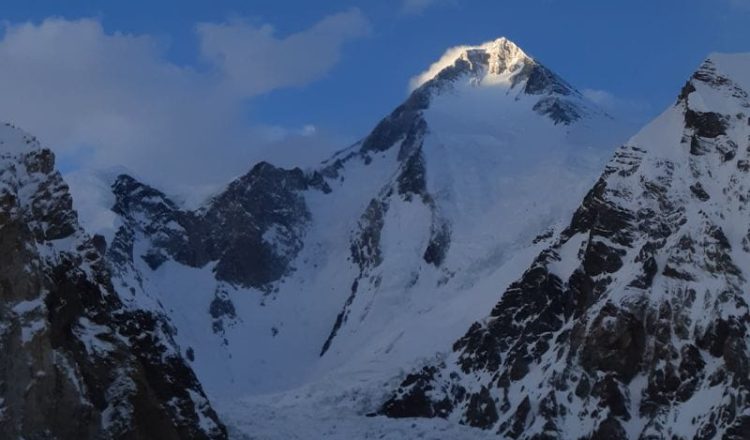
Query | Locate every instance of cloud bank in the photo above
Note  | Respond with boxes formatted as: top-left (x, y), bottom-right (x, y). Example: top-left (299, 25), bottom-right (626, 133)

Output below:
top-left (197, 9), bottom-right (370, 97)
top-left (0, 10), bottom-right (369, 188)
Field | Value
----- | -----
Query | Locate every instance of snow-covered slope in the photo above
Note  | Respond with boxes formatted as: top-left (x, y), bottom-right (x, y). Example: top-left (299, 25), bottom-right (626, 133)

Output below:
top-left (380, 53), bottom-right (750, 439)
top-left (87, 37), bottom-right (630, 412)
top-left (0, 124), bottom-right (225, 439)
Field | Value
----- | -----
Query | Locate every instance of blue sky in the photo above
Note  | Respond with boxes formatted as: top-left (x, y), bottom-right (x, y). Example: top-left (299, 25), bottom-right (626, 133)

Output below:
top-left (0, 0), bottom-right (748, 186)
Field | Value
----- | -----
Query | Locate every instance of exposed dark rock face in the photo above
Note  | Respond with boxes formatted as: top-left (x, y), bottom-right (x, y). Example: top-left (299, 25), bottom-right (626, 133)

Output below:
top-left (203, 163), bottom-right (327, 287)
top-left (111, 161), bottom-right (330, 290)
top-left (380, 56), bottom-right (750, 438)
top-left (379, 365), bottom-right (453, 419)
top-left (685, 107), bottom-right (729, 139)
top-left (0, 144), bottom-right (225, 439)
top-left (319, 278), bottom-right (361, 356)
top-left (210, 286), bottom-right (238, 338)
top-left (423, 220), bottom-right (451, 267)
top-left (532, 97), bottom-right (582, 125)
top-left (360, 85), bottom-right (429, 155)
top-left (690, 182), bottom-right (711, 201)
top-left (350, 198), bottom-right (388, 271)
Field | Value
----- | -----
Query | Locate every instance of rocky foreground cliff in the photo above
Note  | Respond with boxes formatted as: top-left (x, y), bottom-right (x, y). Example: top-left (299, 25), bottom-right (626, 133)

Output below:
top-left (0, 124), bottom-right (225, 439)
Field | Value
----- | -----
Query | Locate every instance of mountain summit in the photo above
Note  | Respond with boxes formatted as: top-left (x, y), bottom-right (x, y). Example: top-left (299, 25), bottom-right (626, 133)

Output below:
top-left (410, 37), bottom-right (532, 87)
top-left (413, 38), bottom-right (567, 89)
top-left (406, 37), bottom-right (588, 125)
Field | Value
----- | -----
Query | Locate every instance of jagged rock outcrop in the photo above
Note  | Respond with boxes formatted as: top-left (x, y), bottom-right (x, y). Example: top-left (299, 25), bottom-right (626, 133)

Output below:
top-left (0, 125), bottom-right (225, 439)
top-left (111, 161), bottom-right (330, 291)
top-left (381, 54), bottom-right (750, 439)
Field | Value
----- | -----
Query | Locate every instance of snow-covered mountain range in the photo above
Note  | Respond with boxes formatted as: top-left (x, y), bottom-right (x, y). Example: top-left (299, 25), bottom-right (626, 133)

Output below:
top-left (68, 37), bottom-right (626, 403)
top-left (3, 36), bottom-right (749, 439)
top-left (381, 52), bottom-right (750, 439)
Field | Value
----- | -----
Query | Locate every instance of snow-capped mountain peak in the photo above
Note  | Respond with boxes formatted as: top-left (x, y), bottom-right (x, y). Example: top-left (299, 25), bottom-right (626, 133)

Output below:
top-left (703, 52), bottom-right (750, 89)
top-left (682, 53), bottom-right (750, 118)
top-left (409, 37), bottom-right (579, 114)
top-left (410, 37), bottom-right (531, 90)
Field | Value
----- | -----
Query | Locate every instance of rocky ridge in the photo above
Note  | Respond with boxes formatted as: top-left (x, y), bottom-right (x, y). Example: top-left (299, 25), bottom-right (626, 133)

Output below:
top-left (380, 54), bottom-right (750, 439)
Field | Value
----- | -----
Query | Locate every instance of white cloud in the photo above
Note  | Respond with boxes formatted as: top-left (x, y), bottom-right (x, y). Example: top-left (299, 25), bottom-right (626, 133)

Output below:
top-left (582, 88), bottom-right (617, 107)
top-left (196, 8), bottom-right (370, 97)
top-left (582, 88), bottom-right (651, 125)
top-left (301, 124), bottom-right (317, 136)
top-left (400, 0), bottom-right (455, 15)
top-left (0, 13), bottom-right (367, 190)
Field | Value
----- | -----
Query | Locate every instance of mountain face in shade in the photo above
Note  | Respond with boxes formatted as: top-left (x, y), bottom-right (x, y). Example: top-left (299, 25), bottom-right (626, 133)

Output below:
top-left (93, 37), bottom-right (628, 403)
top-left (0, 124), bottom-right (225, 439)
top-left (109, 163), bottom-right (330, 290)
top-left (380, 54), bottom-right (750, 439)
